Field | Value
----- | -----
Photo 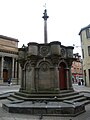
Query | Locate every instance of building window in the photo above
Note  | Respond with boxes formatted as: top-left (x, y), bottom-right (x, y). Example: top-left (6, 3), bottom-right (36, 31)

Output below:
top-left (86, 28), bottom-right (90, 38)
top-left (74, 68), bottom-right (76, 73)
top-left (76, 68), bottom-right (79, 73)
top-left (88, 46), bottom-right (90, 56)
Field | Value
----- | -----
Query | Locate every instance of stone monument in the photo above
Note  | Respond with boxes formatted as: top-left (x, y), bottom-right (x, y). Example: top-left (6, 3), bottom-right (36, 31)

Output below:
top-left (2, 8), bottom-right (89, 117)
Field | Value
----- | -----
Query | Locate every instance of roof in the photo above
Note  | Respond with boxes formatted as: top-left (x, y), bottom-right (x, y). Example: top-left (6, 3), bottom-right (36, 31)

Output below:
top-left (79, 24), bottom-right (90, 35)
top-left (0, 35), bottom-right (19, 42)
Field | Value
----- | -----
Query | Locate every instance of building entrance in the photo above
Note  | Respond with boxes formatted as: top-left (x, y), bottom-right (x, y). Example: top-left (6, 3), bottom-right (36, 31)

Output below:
top-left (3, 69), bottom-right (8, 82)
top-left (59, 62), bottom-right (67, 90)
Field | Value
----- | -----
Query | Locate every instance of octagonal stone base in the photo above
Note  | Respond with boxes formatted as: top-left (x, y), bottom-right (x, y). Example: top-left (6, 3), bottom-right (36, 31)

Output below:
top-left (2, 101), bottom-right (85, 117)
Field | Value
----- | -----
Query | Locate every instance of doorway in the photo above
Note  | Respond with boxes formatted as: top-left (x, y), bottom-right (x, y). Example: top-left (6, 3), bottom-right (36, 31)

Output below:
top-left (59, 62), bottom-right (67, 90)
top-left (3, 69), bottom-right (8, 82)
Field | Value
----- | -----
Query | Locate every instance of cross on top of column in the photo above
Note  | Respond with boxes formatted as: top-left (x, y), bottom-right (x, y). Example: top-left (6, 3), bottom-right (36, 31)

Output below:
top-left (42, 9), bottom-right (49, 21)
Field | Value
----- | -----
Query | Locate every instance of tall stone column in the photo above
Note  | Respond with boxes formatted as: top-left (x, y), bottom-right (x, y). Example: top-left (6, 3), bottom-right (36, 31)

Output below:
top-left (31, 67), bottom-right (35, 92)
top-left (1, 56), bottom-right (4, 79)
top-left (12, 57), bottom-right (14, 78)
top-left (19, 68), bottom-right (24, 91)
top-left (19, 62), bottom-right (26, 92)
top-left (22, 69), bottom-right (26, 90)
top-left (42, 9), bottom-right (49, 43)
top-left (17, 63), bottom-right (20, 85)
top-left (15, 60), bottom-right (19, 84)
top-left (54, 66), bottom-right (59, 91)
top-left (35, 67), bottom-right (39, 92)
top-left (68, 66), bottom-right (73, 89)
top-left (65, 68), bottom-right (69, 89)
top-left (15, 60), bottom-right (17, 78)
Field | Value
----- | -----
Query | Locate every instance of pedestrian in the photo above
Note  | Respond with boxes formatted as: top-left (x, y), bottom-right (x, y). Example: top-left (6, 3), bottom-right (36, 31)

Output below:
top-left (8, 78), bottom-right (12, 86)
top-left (78, 79), bottom-right (81, 85)
top-left (81, 79), bottom-right (84, 85)
top-left (72, 78), bottom-right (74, 83)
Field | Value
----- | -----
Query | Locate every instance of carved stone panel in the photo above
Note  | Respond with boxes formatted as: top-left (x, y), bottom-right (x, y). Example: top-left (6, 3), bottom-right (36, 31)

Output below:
top-left (40, 46), bottom-right (49, 56)
top-left (28, 42), bottom-right (38, 56)
top-left (37, 62), bottom-right (53, 90)
top-left (18, 51), bottom-right (25, 59)
top-left (60, 48), bottom-right (66, 57)
top-left (25, 63), bottom-right (34, 92)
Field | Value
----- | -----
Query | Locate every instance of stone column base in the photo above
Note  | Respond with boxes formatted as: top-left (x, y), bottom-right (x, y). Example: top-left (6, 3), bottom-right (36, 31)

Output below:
top-left (0, 78), bottom-right (3, 84)
top-left (11, 78), bottom-right (19, 85)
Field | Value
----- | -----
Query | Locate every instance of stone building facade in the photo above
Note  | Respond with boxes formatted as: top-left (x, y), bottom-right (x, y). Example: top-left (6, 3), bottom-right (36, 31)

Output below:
top-left (18, 41), bottom-right (74, 93)
top-left (79, 24), bottom-right (90, 86)
top-left (71, 53), bottom-right (83, 83)
top-left (0, 35), bottom-right (19, 84)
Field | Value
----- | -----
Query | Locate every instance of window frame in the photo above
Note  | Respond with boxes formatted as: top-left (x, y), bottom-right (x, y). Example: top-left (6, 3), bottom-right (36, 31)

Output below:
top-left (86, 28), bottom-right (90, 38)
top-left (88, 46), bottom-right (90, 56)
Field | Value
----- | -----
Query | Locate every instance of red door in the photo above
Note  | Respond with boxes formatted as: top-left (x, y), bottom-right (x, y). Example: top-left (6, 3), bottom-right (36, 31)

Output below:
top-left (59, 63), bottom-right (66, 90)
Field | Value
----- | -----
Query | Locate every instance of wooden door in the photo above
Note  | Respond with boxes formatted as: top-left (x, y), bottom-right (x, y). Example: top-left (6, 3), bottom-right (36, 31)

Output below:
top-left (3, 69), bottom-right (8, 82)
top-left (59, 63), bottom-right (66, 90)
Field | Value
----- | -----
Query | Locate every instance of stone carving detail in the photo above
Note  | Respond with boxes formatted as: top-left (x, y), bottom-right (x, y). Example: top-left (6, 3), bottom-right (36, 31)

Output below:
top-left (40, 46), bottom-right (49, 56)
top-left (51, 56), bottom-right (59, 65)
top-left (61, 48), bottom-right (65, 56)
top-left (40, 63), bottom-right (49, 72)
top-left (26, 63), bottom-right (31, 72)
top-left (19, 51), bottom-right (25, 59)
top-left (67, 50), bottom-right (73, 58)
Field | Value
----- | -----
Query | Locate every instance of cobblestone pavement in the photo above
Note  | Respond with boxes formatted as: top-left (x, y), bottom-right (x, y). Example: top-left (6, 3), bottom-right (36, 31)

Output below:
top-left (0, 84), bottom-right (90, 120)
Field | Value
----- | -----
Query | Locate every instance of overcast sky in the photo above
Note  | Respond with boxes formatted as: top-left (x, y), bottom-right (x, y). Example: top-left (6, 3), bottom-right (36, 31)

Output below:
top-left (0, 0), bottom-right (90, 56)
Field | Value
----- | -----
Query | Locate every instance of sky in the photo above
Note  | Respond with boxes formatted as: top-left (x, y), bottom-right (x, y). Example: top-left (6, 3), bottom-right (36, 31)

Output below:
top-left (0, 0), bottom-right (90, 56)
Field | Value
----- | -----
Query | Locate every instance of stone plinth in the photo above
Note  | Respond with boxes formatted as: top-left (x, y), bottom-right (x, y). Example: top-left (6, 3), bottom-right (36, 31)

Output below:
top-left (2, 101), bottom-right (85, 117)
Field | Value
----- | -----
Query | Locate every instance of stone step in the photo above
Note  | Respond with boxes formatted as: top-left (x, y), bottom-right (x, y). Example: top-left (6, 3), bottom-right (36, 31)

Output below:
top-left (71, 96), bottom-right (87, 102)
top-left (9, 94), bottom-right (47, 101)
top-left (14, 91), bottom-right (79, 98)
top-left (8, 95), bottom-right (88, 105)
top-left (20, 89), bottom-right (74, 94)
top-left (8, 92), bottom-right (84, 102)
top-left (65, 96), bottom-right (87, 104)
top-left (62, 99), bottom-right (90, 106)
top-left (58, 94), bottom-right (84, 101)
top-left (58, 90), bottom-right (74, 94)
top-left (80, 100), bottom-right (90, 105)
top-left (58, 91), bottom-right (79, 97)
top-left (8, 96), bottom-right (20, 101)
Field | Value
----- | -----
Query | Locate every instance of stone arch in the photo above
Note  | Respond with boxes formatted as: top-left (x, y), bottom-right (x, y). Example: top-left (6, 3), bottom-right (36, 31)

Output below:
top-left (23, 60), bottom-right (34, 92)
top-left (23, 61), bottom-right (31, 70)
top-left (36, 59), bottom-right (52, 67)
top-left (58, 59), bottom-right (68, 68)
